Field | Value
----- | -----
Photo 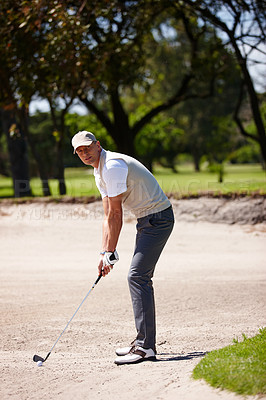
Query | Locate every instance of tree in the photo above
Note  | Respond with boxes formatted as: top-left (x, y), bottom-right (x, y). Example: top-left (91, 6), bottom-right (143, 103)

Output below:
top-left (30, 1), bottom-right (84, 194)
top-left (0, 0), bottom-right (51, 196)
top-left (73, 2), bottom-right (235, 158)
top-left (167, 43), bottom-right (243, 172)
top-left (0, 0), bottom-right (33, 196)
top-left (76, 0), bottom-right (165, 156)
top-left (136, 11), bottom-right (243, 172)
top-left (182, 0), bottom-right (266, 166)
top-left (3, 0), bottom-right (262, 199)
top-left (0, 109), bottom-right (32, 197)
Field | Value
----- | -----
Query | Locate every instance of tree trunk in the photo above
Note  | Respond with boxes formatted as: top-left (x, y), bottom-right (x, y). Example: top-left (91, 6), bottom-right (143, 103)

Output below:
top-left (49, 104), bottom-right (67, 195)
top-left (0, 146), bottom-right (9, 176)
top-left (110, 89), bottom-right (136, 156)
top-left (56, 138), bottom-right (66, 195)
top-left (115, 131), bottom-right (135, 157)
top-left (231, 40), bottom-right (266, 165)
top-left (81, 95), bottom-right (136, 157)
top-left (218, 164), bottom-right (224, 183)
top-left (0, 109), bottom-right (32, 197)
top-left (18, 106), bottom-right (51, 196)
top-left (192, 151), bottom-right (201, 172)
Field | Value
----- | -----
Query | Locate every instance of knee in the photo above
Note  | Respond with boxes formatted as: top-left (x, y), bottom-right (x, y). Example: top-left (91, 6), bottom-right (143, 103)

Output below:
top-left (128, 269), bottom-right (137, 286)
top-left (128, 268), bottom-right (142, 286)
top-left (128, 268), bottom-right (151, 287)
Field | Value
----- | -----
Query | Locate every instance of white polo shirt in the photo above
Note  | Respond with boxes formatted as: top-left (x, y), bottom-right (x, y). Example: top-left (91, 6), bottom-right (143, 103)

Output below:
top-left (94, 158), bottom-right (128, 198)
top-left (94, 149), bottom-right (171, 218)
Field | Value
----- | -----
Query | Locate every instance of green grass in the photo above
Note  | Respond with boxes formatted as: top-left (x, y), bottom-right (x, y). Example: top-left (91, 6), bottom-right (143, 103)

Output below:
top-left (0, 163), bottom-right (265, 198)
top-left (193, 328), bottom-right (266, 396)
top-left (0, 168), bottom-right (99, 198)
top-left (154, 163), bottom-right (266, 196)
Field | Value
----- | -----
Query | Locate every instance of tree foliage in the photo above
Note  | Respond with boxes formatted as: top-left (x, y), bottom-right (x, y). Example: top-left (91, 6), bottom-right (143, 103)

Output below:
top-left (180, 0), bottom-right (266, 165)
top-left (0, 0), bottom-right (265, 197)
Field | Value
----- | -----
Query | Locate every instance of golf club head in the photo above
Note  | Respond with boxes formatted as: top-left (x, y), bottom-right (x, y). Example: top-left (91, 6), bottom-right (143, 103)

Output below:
top-left (33, 354), bottom-right (45, 363)
top-left (33, 352), bottom-right (51, 363)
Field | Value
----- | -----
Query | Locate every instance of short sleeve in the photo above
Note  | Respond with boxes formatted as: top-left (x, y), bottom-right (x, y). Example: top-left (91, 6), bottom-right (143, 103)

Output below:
top-left (103, 159), bottom-right (128, 197)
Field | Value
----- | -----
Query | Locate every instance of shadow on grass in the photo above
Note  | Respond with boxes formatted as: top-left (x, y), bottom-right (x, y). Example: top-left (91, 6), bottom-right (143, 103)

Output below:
top-left (0, 194), bottom-right (14, 198)
top-left (156, 351), bottom-right (207, 362)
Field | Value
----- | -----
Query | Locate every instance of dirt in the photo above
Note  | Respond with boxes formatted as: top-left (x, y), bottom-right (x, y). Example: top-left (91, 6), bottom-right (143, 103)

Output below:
top-left (0, 198), bottom-right (265, 400)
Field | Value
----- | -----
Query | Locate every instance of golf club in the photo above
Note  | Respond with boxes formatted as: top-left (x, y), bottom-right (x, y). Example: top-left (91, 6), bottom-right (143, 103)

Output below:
top-left (33, 272), bottom-right (102, 364)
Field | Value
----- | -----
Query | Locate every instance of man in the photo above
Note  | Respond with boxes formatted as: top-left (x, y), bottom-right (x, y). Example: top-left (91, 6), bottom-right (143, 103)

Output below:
top-left (72, 130), bottom-right (174, 365)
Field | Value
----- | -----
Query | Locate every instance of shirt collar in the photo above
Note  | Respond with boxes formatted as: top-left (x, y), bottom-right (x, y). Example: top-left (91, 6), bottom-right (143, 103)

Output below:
top-left (94, 148), bottom-right (106, 174)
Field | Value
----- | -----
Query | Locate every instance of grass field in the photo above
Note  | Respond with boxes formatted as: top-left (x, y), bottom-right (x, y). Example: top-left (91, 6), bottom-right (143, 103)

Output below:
top-left (0, 163), bottom-right (265, 198)
top-left (193, 328), bottom-right (266, 396)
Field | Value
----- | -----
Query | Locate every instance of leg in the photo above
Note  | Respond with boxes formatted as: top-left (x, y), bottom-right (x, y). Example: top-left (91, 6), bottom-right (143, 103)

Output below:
top-left (128, 207), bottom-right (174, 350)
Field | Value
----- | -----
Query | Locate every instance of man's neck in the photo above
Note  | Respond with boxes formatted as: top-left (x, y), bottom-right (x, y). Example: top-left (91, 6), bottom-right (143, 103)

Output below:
top-left (94, 147), bottom-right (103, 169)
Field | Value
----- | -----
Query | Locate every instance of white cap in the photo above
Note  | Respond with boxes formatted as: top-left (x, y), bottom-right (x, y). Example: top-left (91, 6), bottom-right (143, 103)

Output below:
top-left (72, 131), bottom-right (97, 153)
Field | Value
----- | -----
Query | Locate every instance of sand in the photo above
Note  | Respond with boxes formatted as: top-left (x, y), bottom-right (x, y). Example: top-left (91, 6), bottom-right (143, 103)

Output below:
top-left (0, 200), bottom-right (265, 400)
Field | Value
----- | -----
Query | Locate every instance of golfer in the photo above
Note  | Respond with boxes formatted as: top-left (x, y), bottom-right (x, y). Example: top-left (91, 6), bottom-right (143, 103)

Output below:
top-left (72, 130), bottom-right (174, 365)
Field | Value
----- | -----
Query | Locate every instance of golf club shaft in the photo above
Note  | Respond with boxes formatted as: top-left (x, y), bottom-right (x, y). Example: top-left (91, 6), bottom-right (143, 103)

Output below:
top-left (47, 273), bottom-right (102, 357)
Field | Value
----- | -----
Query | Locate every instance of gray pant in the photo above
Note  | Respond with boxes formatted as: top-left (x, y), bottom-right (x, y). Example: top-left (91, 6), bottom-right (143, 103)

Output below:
top-left (128, 206), bottom-right (174, 350)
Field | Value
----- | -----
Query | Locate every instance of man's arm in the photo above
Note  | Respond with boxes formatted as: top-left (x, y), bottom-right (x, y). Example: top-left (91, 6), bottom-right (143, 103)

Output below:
top-left (98, 194), bottom-right (123, 277)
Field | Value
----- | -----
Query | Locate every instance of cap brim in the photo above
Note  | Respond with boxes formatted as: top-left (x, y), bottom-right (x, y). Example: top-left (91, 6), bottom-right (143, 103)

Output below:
top-left (73, 140), bottom-right (94, 154)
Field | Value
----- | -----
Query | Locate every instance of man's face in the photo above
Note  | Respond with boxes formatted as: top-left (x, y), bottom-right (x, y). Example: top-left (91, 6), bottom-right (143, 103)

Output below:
top-left (76, 141), bottom-right (101, 168)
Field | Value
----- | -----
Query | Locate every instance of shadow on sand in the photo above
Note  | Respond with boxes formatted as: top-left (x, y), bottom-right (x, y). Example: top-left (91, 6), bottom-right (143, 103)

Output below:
top-left (156, 351), bottom-right (207, 362)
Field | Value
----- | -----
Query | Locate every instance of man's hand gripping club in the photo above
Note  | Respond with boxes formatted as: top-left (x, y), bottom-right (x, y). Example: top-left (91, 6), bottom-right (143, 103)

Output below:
top-left (98, 250), bottom-right (119, 277)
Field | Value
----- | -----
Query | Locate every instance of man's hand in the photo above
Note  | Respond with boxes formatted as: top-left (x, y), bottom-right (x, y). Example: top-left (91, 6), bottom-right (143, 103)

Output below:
top-left (98, 250), bottom-right (119, 277)
top-left (98, 256), bottom-right (113, 277)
